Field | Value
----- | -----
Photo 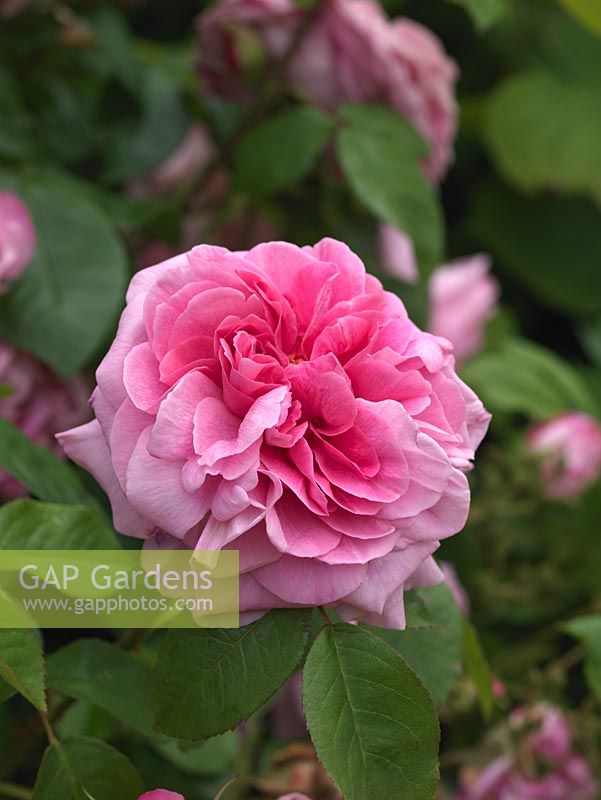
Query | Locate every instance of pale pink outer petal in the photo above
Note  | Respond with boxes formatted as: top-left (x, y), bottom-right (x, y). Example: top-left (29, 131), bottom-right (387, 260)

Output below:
top-left (57, 421), bottom-right (150, 538)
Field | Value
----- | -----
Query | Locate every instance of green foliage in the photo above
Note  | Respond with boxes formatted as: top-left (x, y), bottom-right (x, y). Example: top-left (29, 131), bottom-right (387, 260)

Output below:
top-left (471, 182), bottom-right (601, 316)
top-left (0, 500), bottom-right (117, 550)
top-left (0, 629), bottom-right (46, 711)
top-left (563, 615), bottom-right (601, 701)
top-left (102, 66), bottom-right (189, 184)
top-left (463, 338), bottom-right (598, 419)
top-left (47, 639), bottom-right (154, 736)
top-left (154, 609), bottom-right (310, 739)
top-left (33, 737), bottom-right (143, 800)
top-left (485, 70), bottom-right (601, 205)
top-left (447, 0), bottom-right (508, 29)
top-left (337, 103), bottom-right (443, 278)
top-left (0, 173), bottom-right (128, 378)
top-left (0, 67), bottom-right (37, 160)
top-left (0, 420), bottom-right (95, 507)
top-left (151, 733), bottom-right (238, 776)
top-left (556, 0), bottom-right (601, 36)
top-left (462, 621), bottom-right (494, 719)
top-left (372, 584), bottom-right (463, 707)
top-left (303, 623), bottom-right (440, 800)
top-left (234, 106), bottom-right (334, 196)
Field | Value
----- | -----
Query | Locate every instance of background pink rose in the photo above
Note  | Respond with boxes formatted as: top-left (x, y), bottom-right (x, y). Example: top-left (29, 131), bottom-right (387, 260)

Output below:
top-left (526, 412), bottom-right (601, 500)
top-left (277, 795), bottom-right (312, 799)
top-left (461, 705), bottom-right (598, 800)
top-left (138, 791), bottom-right (185, 800)
top-left (428, 255), bottom-right (500, 365)
top-left (197, 0), bottom-right (458, 182)
top-left (0, 342), bottom-right (90, 499)
top-left (60, 239), bottom-right (489, 629)
top-left (0, 191), bottom-right (36, 292)
top-left (128, 123), bottom-right (217, 199)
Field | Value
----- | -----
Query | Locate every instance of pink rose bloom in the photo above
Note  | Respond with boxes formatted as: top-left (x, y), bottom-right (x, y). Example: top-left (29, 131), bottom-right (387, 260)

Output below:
top-left (526, 412), bottom-right (601, 500)
top-left (429, 255), bottom-right (500, 366)
top-left (0, 342), bottom-right (90, 500)
top-left (0, 191), bottom-right (36, 292)
top-left (462, 706), bottom-right (598, 800)
top-left (128, 124), bottom-right (216, 199)
top-left (197, 0), bottom-right (458, 181)
top-left (59, 238), bottom-right (489, 629)
top-left (440, 561), bottom-right (469, 617)
top-left (139, 792), bottom-right (184, 800)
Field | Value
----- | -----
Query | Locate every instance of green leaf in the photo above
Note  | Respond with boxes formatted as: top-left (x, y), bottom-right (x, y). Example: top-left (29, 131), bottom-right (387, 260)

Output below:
top-left (337, 103), bottom-right (443, 278)
top-left (562, 615), bottom-right (601, 701)
top-left (462, 621), bottom-right (494, 718)
top-left (151, 732), bottom-right (238, 776)
top-left (556, 0), bottom-right (601, 36)
top-left (33, 736), bottom-right (143, 800)
top-left (303, 624), bottom-right (439, 800)
top-left (47, 640), bottom-right (154, 736)
top-left (0, 173), bottom-right (128, 378)
top-left (471, 182), bottom-right (601, 315)
top-left (0, 419), bottom-right (95, 506)
top-left (372, 584), bottom-right (463, 707)
top-left (154, 609), bottom-right (310, 740)
top-left (0, 629), bottom-right (46, 711)
top-left (0, 676), bottom-right (16, 704)
top-left (57, 701), bottom-right (118, 742)
top-left (578, 317), bottom-right (601, 367)
top-left (0, 384), bottom-right (13, 398)
top-left (462, 338), bottom-right (598, 419)
top-left (102, 66), bottom-right (188, 183)
top-left (485, 70), bottom-right (601, 205)
top-left (447, 0), bottom-right (507, 29)
top-left (539, 10), bottom-right (601, 83)
top-left (0, 500), bottom-right (117, 550)
top-left (234, 106), bottom-right (333, 197)
top-left (404, 590), bottom-right (435, 629)
top-left (0, 67), bottom-right (37, 159)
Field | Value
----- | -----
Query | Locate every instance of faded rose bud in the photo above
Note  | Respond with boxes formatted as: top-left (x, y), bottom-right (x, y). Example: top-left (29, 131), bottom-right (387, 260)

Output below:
top-left (197, 0), bottom-right (458, 182)
top-left (527, 412), bottom-right (601, 500)
top-left (0, 191), bottom-right (36, 292)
